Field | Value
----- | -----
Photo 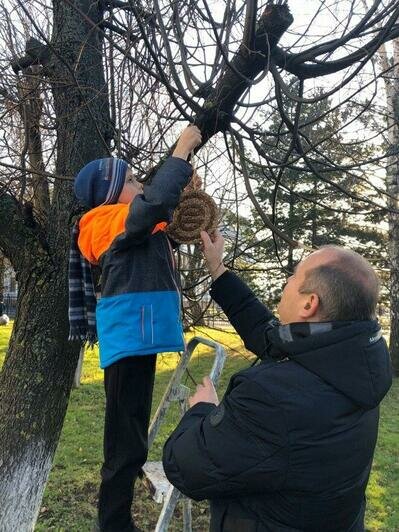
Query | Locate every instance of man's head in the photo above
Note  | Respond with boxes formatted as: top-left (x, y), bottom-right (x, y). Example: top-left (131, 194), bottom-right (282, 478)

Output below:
top-left (74, 158), bottom-right (143, 208)
top-left (277, 246), bottom-right (379, 324)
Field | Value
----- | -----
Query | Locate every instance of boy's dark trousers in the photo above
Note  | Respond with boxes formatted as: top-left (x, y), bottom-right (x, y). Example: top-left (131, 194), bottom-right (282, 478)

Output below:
top-left (98, 354), bottom-right (157, 532)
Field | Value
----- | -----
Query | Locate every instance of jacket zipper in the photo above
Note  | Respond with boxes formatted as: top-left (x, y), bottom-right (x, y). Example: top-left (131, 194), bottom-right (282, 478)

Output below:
top-left (165, 237), bottom-right (185, 347)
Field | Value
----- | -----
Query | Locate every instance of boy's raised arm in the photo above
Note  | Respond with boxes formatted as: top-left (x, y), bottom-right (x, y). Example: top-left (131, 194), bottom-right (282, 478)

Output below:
top-left (172, 126), bottom-right (202, 162)
top-left (122, 126), bottom-right (202, 245)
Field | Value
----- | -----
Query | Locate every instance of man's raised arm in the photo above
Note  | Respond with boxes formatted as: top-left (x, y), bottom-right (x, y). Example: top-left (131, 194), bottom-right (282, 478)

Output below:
top-left (201, 230), bottom-right (278, 359)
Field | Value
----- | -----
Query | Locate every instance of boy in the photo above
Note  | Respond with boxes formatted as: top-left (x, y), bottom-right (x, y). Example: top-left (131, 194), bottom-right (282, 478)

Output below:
top-left (69, 125), bottom-right (202, 531)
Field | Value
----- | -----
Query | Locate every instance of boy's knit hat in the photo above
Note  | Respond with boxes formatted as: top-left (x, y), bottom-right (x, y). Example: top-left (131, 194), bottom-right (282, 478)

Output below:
top-left (74, 158), bottom-right (129, 208)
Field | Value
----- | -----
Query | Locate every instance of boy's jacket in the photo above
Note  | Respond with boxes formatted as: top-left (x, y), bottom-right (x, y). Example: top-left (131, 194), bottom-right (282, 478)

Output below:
top-left (78, 156), bottom-right (192, 368)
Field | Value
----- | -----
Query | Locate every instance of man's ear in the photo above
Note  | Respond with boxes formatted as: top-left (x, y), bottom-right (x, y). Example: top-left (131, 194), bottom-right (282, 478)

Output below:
top-left (299, 293), bottom-right (320, 320)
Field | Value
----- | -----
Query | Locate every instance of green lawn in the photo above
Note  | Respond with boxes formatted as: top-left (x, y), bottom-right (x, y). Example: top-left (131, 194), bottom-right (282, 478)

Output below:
top-left (0, 322), bottom-right (398, 531)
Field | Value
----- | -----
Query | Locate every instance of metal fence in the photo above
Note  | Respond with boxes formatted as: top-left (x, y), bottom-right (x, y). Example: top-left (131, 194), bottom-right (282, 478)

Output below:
top-left (191, 300), bottom-right (230, 330)
top-left (3, 294), bottom-right (17, 318)
top-left (203, 310), bottom-right (230, 329)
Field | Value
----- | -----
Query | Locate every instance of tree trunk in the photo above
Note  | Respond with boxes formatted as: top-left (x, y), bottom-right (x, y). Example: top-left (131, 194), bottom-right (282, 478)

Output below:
top-left (0, 1), bottom-right (112, 529)
top-left (181, 245), bottom-right (207, 329)
top-left (0, 254), bottom-right (4, 300)
top-left (17, 67), bottom-right (51, 219)
top-left (287, 189), bottom-right (295, 272)
top-left (73, 346), bottom-right (85, 388)
top-left (311, 179), bottom-right (318, 248)
top-left (0, 255), bottom-right (79, 527)
top-left (381, 39), bottom-right (399, 375)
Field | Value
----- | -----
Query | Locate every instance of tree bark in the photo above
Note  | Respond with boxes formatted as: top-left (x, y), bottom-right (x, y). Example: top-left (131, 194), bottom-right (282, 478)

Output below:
top-left (380, 39), bottom-right (399, 376)
top-left (0, 254), bottom-right (4, 300)
top-left (181, 245), bottom-right (207, 329)
top-left (195, 3), bottom-right (294, 139)
top-left (0, 1), bottom-right (112, 529)
top-left (287, 189), bottom-right (295, 273)
top-left (17, 67), bottom-right (51, 219)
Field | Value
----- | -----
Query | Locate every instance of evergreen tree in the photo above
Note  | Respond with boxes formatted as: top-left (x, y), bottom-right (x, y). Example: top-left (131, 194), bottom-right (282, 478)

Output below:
top-left (249, 88), bottom-right (388, 310)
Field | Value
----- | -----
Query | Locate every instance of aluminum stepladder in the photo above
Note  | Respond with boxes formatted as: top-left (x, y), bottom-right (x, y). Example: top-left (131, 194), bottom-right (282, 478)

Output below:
top-left (142, 336), bottom-right (226, 532)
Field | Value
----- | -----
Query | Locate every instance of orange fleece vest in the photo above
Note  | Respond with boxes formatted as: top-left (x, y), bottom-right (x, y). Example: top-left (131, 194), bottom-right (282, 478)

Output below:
top-left (78, 204), bottom-right (167, 264)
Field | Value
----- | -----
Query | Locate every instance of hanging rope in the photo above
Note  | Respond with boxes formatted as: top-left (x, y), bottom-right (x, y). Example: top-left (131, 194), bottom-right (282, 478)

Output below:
top-left (166, 151), bottom-right (219, 244)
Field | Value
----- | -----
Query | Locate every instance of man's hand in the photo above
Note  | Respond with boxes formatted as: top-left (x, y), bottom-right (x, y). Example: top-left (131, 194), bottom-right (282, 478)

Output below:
top-left (173, 125), bottom-right (202, 161)
top-left (201, 229), bottom-right (227, 280)
top-left (189, 376), bottom-right (219, 408)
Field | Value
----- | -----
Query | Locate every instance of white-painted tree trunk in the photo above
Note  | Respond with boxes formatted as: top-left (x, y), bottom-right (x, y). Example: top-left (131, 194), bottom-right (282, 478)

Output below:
top-left (0, 442), bottom-right (52, 531)
top-left (73, 346), bottom-right (85, 388)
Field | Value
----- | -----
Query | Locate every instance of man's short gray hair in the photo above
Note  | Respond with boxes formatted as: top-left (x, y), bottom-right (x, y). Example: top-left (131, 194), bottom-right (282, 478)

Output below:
top-left (298, 246), bottom-right (379, 321)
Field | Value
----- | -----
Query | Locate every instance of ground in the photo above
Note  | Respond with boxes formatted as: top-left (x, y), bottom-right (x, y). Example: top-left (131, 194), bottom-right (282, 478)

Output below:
top-left (0, 323), bottom-right (398, 531)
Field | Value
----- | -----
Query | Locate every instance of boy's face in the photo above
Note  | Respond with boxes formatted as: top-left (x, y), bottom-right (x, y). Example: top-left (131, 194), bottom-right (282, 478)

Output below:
top-left (118, 168), bottom-right (144, 204)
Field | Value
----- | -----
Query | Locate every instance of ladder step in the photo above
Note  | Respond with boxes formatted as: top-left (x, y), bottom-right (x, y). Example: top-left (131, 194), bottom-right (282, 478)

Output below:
top-left (142, 461), bottom-right (172, 504)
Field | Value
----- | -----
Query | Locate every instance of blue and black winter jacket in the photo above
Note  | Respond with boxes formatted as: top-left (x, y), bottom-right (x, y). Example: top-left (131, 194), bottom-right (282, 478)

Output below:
top-left (78, 156), bottom-right (193, 368)
top-left (163, 271), bottom-right (393, 532)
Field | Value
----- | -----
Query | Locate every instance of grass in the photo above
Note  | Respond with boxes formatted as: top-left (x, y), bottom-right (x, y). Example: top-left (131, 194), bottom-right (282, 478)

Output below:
top-left (0, 322), bottom-right (398, 531)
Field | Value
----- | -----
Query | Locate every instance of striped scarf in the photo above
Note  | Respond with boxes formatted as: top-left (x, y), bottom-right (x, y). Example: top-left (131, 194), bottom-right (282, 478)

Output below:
top-left (277, 322), bottom-right (334, 343)
top-left (68, 221), bottom-right (97, 345)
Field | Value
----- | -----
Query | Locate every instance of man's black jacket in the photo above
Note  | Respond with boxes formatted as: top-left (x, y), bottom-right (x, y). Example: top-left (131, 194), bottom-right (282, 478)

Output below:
top-left (162, 271), bottom-right (392, 532)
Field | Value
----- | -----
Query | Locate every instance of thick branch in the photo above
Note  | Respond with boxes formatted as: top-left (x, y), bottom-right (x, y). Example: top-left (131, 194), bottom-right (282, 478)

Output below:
top-left (10, 37), bottom-right (51, 74)
top-left (101, 20), bottom-right (139, 42)
top-left (242, 0), bottom-right (258, 52)
top-left (17, 68), bottom-right (51, 219)
top-left (0, 193), bottom-right (42, 269)
top-left (195, 3), bottom-right (294, 139)
top-left (272, 14), bottom-right (399, 79)
top-left (145, 2), bottom-right (293, 180)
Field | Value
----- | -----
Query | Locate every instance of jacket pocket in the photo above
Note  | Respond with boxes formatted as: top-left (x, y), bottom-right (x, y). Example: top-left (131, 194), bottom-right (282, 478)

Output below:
top-left (96, 294), bottom-right (155, 363)
top-left (140, 304), bottom-right (154, 346)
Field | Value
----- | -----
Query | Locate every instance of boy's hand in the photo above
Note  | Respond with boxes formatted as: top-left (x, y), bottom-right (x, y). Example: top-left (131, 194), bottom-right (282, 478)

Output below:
top-left (200, 230), bottom-right (227, 280)
top-left (188, 376), bottom-right (219, 408)
top-left (173, 125), bottom-right (202, 161)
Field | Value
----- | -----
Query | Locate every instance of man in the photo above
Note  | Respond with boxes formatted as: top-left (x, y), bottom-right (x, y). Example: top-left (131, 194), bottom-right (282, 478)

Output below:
top-left (162, 230), bottom-right (392, 532)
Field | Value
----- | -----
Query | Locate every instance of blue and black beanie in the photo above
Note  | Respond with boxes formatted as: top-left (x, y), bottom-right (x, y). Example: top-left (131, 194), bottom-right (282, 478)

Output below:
top-left (74, 158), bottom-right (129, 208)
